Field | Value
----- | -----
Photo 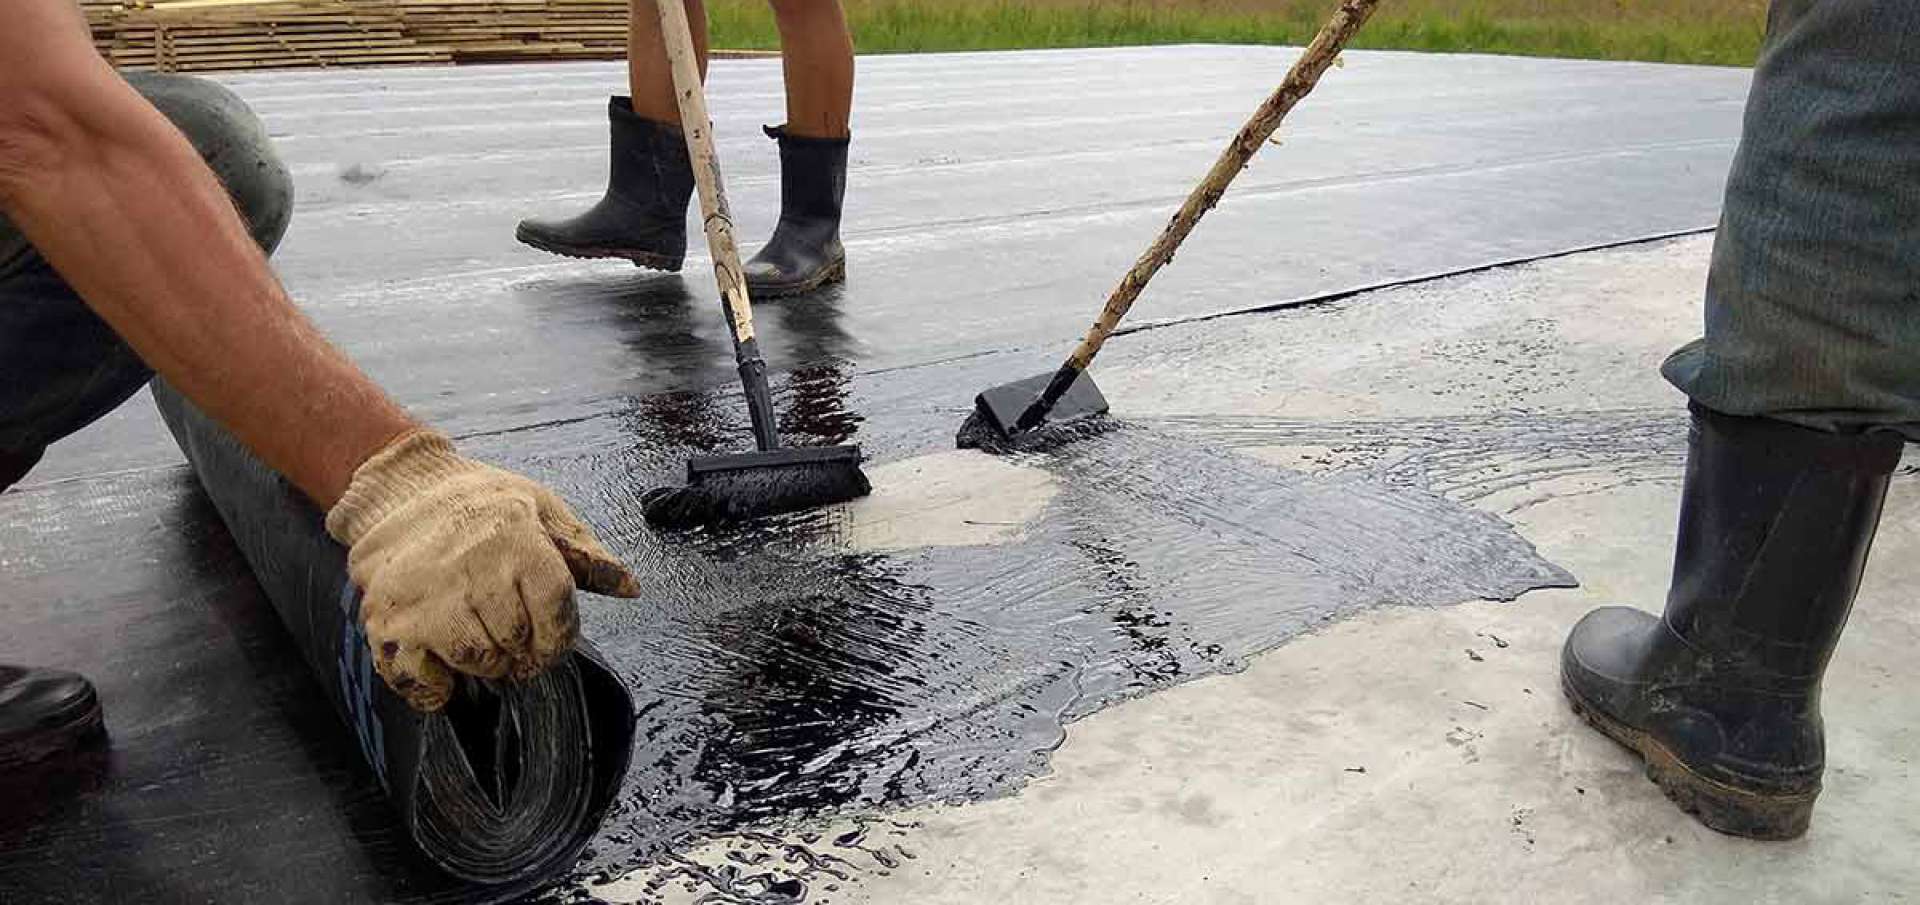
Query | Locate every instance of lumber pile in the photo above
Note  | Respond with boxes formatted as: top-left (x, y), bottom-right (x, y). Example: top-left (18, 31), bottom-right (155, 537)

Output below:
top-left (87, 0), bottom-right (639, 72)
top-left (80, 1), bottom-right (135, 38)
top-left (386, 0), bottom-right (631, 63)
top-left (98, 0), bottom-right (454, 72)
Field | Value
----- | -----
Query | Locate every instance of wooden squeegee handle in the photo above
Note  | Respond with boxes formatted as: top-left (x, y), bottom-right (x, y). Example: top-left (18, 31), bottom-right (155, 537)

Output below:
top-left (1021, 0), bottom-right (1381, 425)
top-left (656, 0), bottom-right (782, 451)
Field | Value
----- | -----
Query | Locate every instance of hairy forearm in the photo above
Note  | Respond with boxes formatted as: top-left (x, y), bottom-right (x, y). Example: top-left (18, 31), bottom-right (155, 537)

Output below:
top-left (3, 3), bottom-right (644, 708)
top-left (0, 57), bottom-right (413, 506)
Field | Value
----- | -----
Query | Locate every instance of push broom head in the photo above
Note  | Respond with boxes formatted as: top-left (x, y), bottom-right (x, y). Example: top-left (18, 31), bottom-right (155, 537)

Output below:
top-left (956, 369), bottom-right (1111, 453)
top-left (641, 445), bottom-right (871, 529)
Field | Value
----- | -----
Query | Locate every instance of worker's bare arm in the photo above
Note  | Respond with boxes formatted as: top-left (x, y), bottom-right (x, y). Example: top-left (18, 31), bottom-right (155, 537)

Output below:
top-left (0, 1), bottom-right (642, 710)
top-left (0, 0), bottom-right (413, 506)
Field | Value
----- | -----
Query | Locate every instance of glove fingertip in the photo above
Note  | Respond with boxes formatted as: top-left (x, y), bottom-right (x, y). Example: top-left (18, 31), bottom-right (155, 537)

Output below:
top-left (374, 641), bottom-right (456, 713)
top-left (556, 542), bottom-right (643, 599)
top-left (591, 562), bottom-right (644, 599)
top-left (407, 679), bottom-right (454, 713)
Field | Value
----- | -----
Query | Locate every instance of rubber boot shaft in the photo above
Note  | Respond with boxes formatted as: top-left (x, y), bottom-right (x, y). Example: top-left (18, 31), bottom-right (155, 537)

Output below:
top-left (1561, 403), bottom-right (1902, 839)
top-left (0, 664), bottom-right (106, 768)
top-left (515, 98), bottom-right (694, 270)
top-left (745, 126), bottom-right (849, 297)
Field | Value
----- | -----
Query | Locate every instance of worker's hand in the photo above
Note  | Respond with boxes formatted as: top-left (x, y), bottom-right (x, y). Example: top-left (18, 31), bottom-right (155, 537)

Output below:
top-left (324, 430), bottom-right (641, 711)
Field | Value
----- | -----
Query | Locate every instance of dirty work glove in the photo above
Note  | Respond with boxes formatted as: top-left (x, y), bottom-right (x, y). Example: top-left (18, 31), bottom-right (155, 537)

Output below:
top-left (325, 430), bottom-right (641, 711)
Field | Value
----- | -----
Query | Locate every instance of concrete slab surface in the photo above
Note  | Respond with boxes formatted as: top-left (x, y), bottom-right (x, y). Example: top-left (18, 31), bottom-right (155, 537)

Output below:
top-left (596, 235), bottom-right (1920, 905)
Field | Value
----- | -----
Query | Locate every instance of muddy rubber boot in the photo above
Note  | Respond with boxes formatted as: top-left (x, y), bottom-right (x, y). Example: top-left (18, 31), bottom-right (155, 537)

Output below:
top-left (515, 97), bottom-right (694, 271)
top-left (0, 665), bottom-right (106, 769)
top-left (745, 126), bottom-right (848, 298)
top-left (1561, 403), bottom-right (1903, 840)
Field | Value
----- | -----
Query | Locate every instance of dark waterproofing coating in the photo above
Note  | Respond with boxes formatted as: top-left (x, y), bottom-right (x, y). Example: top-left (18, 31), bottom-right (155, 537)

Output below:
top-left (153, 383), bottom-right (635, 898)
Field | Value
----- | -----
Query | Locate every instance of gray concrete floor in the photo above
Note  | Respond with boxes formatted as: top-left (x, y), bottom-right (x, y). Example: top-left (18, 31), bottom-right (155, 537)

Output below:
top-left (601, 235), bottom-right (1920, 903)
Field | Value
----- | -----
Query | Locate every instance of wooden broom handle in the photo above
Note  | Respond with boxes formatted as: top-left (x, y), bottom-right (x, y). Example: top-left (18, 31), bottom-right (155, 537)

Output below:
top-left (656, 0), bottom-right (787, 450)
top-left (655, 0), bottom-right (757, 350)
top-left (1066, 0), bottom-right (1381, 370)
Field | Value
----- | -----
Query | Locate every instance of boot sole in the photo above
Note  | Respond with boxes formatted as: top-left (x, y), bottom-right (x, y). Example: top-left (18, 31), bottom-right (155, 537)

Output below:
top-left (1563, 675), bottom-right (1815, 840)
top-left (0, 695), bottom-right (107, 770)
top-left (515, 228), bottom-right (684, 272)
top-left (747, 257), bottom-right (847, 299)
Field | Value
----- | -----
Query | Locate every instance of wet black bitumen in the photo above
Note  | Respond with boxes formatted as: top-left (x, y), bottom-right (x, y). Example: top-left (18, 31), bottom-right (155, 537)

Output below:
top-left (1, 339), bottom-right (1587, 902)
top-left (548, 408), bottom-right (1576, 884)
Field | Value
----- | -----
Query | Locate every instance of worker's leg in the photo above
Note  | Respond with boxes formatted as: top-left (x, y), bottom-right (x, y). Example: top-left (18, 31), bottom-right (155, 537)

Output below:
top-left (0, 72), bottom-right (292, 494)
top-left (1663, 0), bottom-right (1920, 435)
top-left (514, 0), bottom-right (703, 268)
top-left (1561, 0), bottom-right (1917, 840)
top-left (769, 0), bottom-right (853, 140)
top-left (745, 0), bottom-right (854, 297)
top-left (627, 0), bottom-right (709, 126)
top-left (0, 71), bottom-right (291, 768)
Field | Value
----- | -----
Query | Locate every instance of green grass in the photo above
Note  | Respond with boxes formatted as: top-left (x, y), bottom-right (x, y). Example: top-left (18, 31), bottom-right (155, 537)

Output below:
top-left (705, 1), bottom-right (1766, 67)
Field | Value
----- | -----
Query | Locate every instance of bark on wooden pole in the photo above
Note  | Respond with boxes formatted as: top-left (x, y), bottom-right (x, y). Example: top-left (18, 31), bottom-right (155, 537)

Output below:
top-left (1068, 0), bottom-right (1382, 369)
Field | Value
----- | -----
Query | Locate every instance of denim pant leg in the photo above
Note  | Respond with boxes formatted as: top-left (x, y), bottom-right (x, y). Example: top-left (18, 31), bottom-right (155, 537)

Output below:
top-left (0, 72), bottom-right (293, 488)
top-left (1663, 0), bottom-right (1920, 438)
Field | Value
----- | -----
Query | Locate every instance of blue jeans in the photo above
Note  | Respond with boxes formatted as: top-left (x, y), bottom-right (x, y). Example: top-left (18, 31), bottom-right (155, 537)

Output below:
top-left (0, 73), bottom-right (293, 488)
top-left (1664, 0), bottom-right (1920, 438)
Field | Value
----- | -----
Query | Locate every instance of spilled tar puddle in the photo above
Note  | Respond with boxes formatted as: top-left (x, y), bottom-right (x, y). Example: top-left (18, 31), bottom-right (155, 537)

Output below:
top-left (473, 349), bottom-right (1577, 902)
top-left (0, 278), bottom-right (1593, 905)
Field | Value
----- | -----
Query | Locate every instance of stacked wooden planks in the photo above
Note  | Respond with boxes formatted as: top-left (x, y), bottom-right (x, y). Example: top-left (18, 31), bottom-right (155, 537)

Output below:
top-left (80, 1), bottom-right (135, 38)
top-left (98, 0), bottom-right (455, 72)
top-left (386, 0), bottom-right (631, 62)
top-left (87, 0), bottom-right (640, 72)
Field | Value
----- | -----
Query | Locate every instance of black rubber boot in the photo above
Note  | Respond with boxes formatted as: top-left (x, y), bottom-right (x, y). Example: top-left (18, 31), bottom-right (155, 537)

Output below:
top-left (1, 445), bottom-right (44, 492)
top-left (0, 665), bottom-right (106, 769)
top-left (1562, 403), bottom-right (1903, 840)
top-left (515, 97), bottom-right (694, 271)
top-left (745, 126), bottom-right (849, 298)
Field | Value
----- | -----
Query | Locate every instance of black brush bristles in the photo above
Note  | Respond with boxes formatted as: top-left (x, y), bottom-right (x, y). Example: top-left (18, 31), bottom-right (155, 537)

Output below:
top-left (955, 407), bottom-right (1119, 455)
top-left (641, 446), bottom-right (871, 529)
top-left (953, 408), bottom-right (1002, 452)
top-left (956, 369), bottom-right (1110, 453)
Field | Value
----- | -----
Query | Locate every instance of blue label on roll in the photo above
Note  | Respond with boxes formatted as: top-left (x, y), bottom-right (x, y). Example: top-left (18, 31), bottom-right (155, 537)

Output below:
top-left (336, 583), bottom-right (388, 790)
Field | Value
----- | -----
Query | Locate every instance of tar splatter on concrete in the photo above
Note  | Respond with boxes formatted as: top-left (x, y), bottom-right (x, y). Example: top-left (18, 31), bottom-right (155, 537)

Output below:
top-left (494, 369), bottom-right (1574, 901)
